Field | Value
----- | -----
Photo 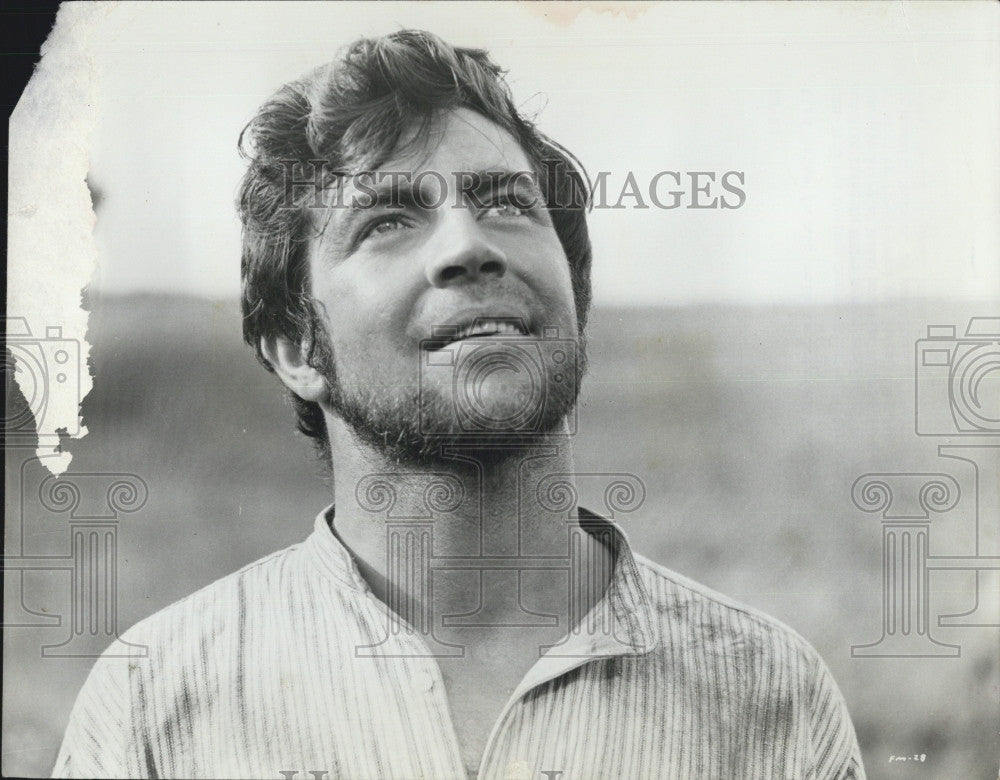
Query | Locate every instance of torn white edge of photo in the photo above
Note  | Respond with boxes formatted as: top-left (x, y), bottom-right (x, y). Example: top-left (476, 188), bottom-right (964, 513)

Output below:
top-left (9, 3), bottom-right (111, 475)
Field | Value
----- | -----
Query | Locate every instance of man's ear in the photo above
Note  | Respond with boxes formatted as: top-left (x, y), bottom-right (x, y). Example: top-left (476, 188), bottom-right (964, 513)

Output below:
top-left (260, 335), bottom-right (328, 404)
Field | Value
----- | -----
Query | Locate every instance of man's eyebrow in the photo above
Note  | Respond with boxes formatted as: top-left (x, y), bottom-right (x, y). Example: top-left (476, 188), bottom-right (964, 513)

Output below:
top-left (351, 169), bottom-right (544, 204)
top-left (347, 173), bottom-right (422, 210)
top-left (315, 174), bottom-right (419, 247)
top-left (317, 167), bottom-right (546, 242)
top-left (454, 168), bottom-right (545, 209)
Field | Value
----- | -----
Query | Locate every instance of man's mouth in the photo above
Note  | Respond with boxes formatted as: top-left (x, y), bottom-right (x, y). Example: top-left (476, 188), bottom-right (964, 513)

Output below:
top-left (422, 316), bottom-right (531, 351)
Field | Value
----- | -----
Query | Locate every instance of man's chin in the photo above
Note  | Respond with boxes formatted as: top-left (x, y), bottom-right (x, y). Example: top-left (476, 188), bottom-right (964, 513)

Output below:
top-left (330, 388), bottom-right (577, 467)
top-left (324, 339), bottom-right (586, 466)
top-left (395, 427), bottom-right (574, 468)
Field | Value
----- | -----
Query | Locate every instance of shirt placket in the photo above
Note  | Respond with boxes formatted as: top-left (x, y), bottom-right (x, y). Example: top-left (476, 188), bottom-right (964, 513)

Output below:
top-left (310, 509), bottom-right (659, 780)
top-left (473, 532), bottom-right (660, 779)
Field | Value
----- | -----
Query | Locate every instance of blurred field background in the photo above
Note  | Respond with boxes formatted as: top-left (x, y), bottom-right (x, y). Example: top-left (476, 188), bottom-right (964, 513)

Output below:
top-left (6, 5), bottom-right (999, 778)
top-left (4, 295), bottom-right (999, 779)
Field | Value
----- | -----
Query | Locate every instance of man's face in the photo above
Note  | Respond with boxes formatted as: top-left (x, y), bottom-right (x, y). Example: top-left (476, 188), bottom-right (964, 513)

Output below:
top-left (303, 108), bottom-right (584, 463)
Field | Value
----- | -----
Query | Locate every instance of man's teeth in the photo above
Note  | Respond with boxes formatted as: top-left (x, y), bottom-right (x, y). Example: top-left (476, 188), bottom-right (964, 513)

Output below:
top-left (457, 320), bottom-right (526, 339)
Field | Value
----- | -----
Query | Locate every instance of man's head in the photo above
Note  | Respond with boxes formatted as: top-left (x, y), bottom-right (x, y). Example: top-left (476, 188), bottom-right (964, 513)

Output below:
top-left (238, 30), bottom-right (593, 464)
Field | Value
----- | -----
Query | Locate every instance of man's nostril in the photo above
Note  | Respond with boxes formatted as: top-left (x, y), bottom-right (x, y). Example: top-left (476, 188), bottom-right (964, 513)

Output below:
top-left (480, 260), bottom-right (504, 276)
top-left (439, 266), bottom-right (466, 283)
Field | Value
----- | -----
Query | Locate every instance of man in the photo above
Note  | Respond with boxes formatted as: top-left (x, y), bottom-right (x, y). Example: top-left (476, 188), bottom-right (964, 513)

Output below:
top-left (54, 30), bottom-right (865, 779)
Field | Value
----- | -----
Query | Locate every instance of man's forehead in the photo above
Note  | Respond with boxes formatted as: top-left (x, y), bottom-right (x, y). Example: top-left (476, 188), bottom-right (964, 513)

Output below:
top-left (378, 107), bottom-right (532, 175)
top-left (307, 107), bottom-right (544, 248)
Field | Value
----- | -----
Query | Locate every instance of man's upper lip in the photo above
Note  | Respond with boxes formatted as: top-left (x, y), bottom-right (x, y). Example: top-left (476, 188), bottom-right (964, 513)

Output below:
top-left (421, 311), bottom-right (533, 350)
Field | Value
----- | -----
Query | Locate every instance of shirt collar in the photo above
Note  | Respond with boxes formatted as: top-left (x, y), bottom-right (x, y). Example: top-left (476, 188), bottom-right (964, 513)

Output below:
top-left (506, 508), bottom-right (660, 702)
top-left (556, 507), bottom-right (660, 656)
top-left (304, 505), bottom-right (370, 592)
top-left (303, 503), bottom-right (661, 664)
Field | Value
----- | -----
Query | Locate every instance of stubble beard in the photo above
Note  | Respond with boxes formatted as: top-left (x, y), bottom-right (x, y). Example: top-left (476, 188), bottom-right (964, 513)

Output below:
top-left (309, 317), bottom-right (587, 467)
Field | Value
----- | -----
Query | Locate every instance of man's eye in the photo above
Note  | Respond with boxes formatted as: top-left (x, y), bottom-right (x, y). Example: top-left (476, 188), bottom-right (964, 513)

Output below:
top-left (360, 214), bottom-right (410, 241)
top-left (482, 200), bottom-right (528, 219)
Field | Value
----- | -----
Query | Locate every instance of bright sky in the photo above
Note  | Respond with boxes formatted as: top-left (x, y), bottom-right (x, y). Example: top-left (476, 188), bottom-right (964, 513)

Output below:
top-left (86, 1), bottom-right (999, 304)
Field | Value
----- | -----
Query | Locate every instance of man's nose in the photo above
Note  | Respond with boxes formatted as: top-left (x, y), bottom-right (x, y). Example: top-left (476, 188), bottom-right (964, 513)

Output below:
top-left (424, 210), bottom-right (507, 287)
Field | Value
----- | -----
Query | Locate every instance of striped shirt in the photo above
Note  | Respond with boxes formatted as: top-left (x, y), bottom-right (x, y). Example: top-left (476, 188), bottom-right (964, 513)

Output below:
top-left (53, 507), bottom-right (865, 779)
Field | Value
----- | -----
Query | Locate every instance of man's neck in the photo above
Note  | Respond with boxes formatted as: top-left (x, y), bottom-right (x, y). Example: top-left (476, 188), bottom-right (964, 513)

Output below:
top-left (325, 417), bottom-right (613, 638)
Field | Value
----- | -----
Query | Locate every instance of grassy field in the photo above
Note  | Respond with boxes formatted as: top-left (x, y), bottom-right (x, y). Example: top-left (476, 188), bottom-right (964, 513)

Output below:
top-left (4, 295), bottom-right (998, 778)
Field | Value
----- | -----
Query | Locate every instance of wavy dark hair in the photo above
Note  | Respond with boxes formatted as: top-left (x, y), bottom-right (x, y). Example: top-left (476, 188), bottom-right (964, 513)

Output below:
top-left (237, 30), bottom-right (593, 462)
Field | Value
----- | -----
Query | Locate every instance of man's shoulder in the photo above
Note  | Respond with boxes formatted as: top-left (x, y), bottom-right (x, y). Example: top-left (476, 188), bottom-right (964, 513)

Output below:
top-left (632, 552), bottom-right (822, 668)
top-left (117, 541), bottom-right (304, 649)
top-left (630, 552), bottom-right (865, 778)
